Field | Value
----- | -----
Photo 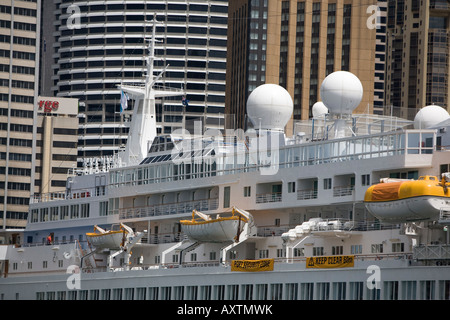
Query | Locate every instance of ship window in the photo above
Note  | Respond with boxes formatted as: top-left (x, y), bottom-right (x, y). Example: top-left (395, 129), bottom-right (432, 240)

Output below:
top-left (392, 242), bottom-right (404, 252)
top-left (223, 186), bottom-right (231, 208)
top-left (81, 203), bottom-right (90, 218)
top-left (70, 204), bottom-right (79, 219)
top-left (371, 243), bottom-right (383, 253)
top-left (361, 174), bottom-right (370, 186)
top-left (313, 247), bottom-right (324, 256)
top-left (332, 246), bottom-right (343, 255)
top-left (243, 186), bottom-right (251, 197)
top-left (288, 182), bottom-right (296, 193)
top-left (259, 249), bottom-right (269, 258)
top-left (323, 178), bottom-right (332, 190)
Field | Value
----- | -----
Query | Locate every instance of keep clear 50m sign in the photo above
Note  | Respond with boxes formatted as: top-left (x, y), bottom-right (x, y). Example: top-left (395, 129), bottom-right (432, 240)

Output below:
top-left (306, 255), bottom-right (354, 269)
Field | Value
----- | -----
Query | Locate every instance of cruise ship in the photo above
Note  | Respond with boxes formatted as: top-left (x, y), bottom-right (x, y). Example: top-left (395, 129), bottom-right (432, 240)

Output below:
top-left (2, 22), bottom-right (450, 301)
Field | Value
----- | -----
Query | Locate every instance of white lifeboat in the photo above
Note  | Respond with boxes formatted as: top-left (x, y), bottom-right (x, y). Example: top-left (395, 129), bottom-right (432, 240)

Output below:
top-left (86, 225), bottom-right (127, 249)
top-left (180, 207), bottom-right (253, 243)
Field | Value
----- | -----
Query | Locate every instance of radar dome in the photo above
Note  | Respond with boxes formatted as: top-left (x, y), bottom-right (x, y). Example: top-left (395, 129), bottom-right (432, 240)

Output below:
top-left (247, 84), bottom-right (293, 131)
top-left (320, 71), bottom-right (363, 115)
top-left (414, 105), bottom-right (450, 129)
top-left (312, 102), bottom-right (328, 118)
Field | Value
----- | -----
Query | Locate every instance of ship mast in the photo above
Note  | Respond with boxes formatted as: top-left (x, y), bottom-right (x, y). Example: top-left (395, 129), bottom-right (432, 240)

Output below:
top-left (118, 16), bottom-right (182, 166)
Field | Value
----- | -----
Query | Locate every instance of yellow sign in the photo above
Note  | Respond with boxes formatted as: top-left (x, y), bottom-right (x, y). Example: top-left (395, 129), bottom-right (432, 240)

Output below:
top-left (231, 259), bottom-right (274, 272)
top-left (306, 255), bottom-right (354, 269)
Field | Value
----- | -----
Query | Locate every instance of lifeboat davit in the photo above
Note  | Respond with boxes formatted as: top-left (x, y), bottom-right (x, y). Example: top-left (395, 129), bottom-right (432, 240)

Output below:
top-left (180, 207), bottom-right (252, 243)
top-left (86, 225), bottom-right (126, 249)
top-left (364, 175), bottom-right (450, 223)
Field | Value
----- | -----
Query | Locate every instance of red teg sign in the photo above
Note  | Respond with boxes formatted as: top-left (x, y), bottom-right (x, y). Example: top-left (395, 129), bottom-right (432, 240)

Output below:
top-left (38, 100), bottom-right (59, 113)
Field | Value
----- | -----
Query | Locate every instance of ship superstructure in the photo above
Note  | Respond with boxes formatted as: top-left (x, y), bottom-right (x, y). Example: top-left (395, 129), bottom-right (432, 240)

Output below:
top-left (2, 27), bottom-right (450, 301)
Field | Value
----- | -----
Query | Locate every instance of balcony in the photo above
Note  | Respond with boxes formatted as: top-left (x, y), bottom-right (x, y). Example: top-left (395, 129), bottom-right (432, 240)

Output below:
top-left (333, 185), bottom-right (354, 197)
top-left (256, 192), bottom-right (282, 204)
top-left (297, 189), bottom-right (318, 200)
top-left (119, 198), bottom-right (219, 220)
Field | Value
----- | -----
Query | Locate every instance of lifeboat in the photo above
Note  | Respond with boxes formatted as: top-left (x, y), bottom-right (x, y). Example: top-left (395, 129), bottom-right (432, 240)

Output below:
top-left (364, 175), bottom-right (450, 223)
top-left (86, 225), bottom-right (126, 249)
top-left (180, 207), bottom-right (252, 243)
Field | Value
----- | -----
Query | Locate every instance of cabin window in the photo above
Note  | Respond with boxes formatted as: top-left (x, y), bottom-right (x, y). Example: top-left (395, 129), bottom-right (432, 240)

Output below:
top-left (323, 178), bottom-right (332, 190)
top-left (361, 174), bottom-right (370, 186)
top-left (70, 204), bottom-right (79, 219)
top-left (392, 242), bottom-right (404, 252)
top-left (313, 247), bottom-right (324, 256)
top-left (332, 246), bottom-right (343, 255)
top-left (259, 249), bottom-right (269, 258)
top-left (99, 201), bottom-right (108, 216)
top-left (288, 182), bottom-right (296, 193)
top-left (294, 248), bottom-right (304, 257)
top-left (60, 205), bottom-right (69, 220)
top-left (223, 186), bottom-right (231, 208)
top-left (243, 186), bottom-right (251, 197)
top-left (371, 243), bottom-right (383, 253)
top-left (351, 244), bottom-right (362, 254)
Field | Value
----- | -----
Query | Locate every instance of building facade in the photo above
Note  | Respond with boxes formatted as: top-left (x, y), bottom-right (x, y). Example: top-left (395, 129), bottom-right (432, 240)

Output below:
top-left (35, 96), bottom-right (79, 196)
top-left (385, 0), bottom-right (450, 120)
top-left (226, 0), bottom-right (382, 132)
top-left (47, 0), bottom-right (228, 164)
top-left (0, 0), bottom-right (41, 231)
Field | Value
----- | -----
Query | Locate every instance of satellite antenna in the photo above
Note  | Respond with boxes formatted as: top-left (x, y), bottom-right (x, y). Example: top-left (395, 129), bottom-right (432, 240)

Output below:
top-left (320, 71), bottom-right (363, 139)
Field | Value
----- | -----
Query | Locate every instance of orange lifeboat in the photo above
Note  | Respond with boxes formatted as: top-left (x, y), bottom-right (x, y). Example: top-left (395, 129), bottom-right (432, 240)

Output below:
top-left (364, 175), bottom-right (450, 222)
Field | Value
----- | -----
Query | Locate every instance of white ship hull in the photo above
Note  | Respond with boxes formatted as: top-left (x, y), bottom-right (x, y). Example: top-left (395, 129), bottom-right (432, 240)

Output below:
top-left (2, 257), bottom-right (450, 300)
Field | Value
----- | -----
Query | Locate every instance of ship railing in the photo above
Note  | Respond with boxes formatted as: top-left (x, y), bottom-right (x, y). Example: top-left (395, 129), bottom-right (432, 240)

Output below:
top-left (30, 187), bottom-right (105, 204)
top-left (87, 253), bottom-right (414, 273)
top-left (119, 198), bottom-right (219, 220)
top-left (275, 252), bottom-right (413, 264)
top-left (413, 244), bottom-right (450, 261)
top-left (297, 189), bottom-right (318, 200)
top-left (439, 208), bottom-right (450, 223)
top-left (256, 192), bottom-right (282, 204)
top-left (333, 185), bottom-right (355, 197)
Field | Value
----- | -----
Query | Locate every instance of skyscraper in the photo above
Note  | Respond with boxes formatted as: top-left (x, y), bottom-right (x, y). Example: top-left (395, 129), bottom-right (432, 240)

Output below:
top-left (226, 0), bottom-right (382, 132)
top-left (0, 0), bottom-right (40, 231)
top-left (47, 1), bottom-right (228, 164)
top-left (385, 0), bottom-right (450, 119)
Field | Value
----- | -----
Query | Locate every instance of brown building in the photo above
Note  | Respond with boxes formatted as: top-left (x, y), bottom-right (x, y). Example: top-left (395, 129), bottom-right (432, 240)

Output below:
top-left (226, 0), bottom-right (382, 133)
top-left (385, 0), bottom-right (450, 120)
top-left (0, 0), bottom-right (40, 233)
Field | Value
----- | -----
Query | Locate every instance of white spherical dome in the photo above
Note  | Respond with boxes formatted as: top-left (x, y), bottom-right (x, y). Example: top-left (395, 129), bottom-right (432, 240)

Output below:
top-left (320, 71), bottom-right (363, 115)
top-left (312, 102), bottom-right (328, 118)
top-left (247, 84), bottom-right (293, 131)
top-left (414, 105), bottom-right (450, 129)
